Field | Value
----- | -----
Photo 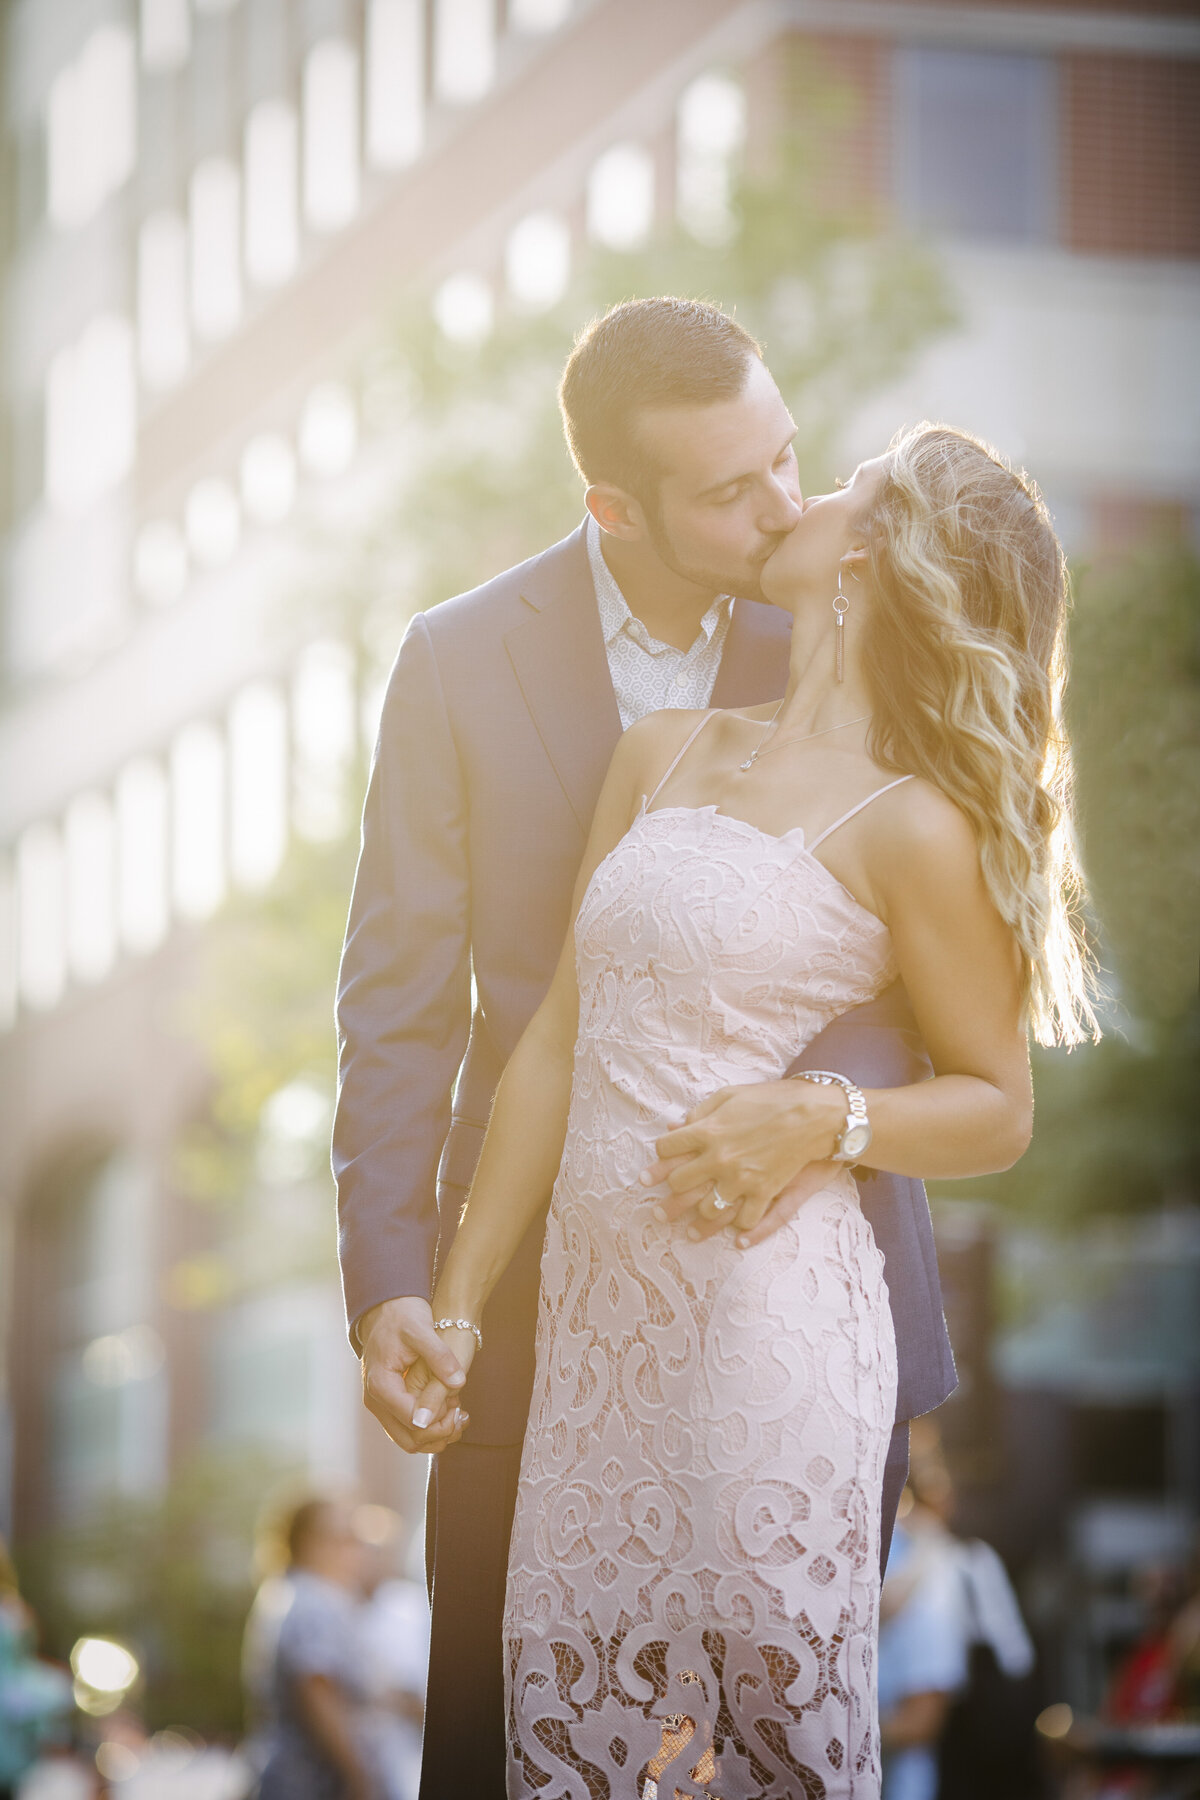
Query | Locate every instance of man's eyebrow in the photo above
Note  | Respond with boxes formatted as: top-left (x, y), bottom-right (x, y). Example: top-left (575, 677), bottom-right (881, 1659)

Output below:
top-left (696, 426), bottom-right (798, 499)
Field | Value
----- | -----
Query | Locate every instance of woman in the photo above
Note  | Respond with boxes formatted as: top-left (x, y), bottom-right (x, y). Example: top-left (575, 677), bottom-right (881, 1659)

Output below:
top-left (408, 424), bottom-right (1096, 1798)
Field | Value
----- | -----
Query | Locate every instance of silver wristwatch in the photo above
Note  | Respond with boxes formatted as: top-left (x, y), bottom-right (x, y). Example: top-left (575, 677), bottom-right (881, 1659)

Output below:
top-left (792, 1070), bottom-right (873, 1163)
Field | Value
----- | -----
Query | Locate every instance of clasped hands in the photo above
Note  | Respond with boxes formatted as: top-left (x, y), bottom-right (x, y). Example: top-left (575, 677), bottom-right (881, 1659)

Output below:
top-left (362, 1077), bottom-right (846, 1451)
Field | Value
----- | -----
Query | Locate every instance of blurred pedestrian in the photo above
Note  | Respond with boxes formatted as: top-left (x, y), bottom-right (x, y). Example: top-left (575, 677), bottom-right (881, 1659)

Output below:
top-left (356, 1515), bottom-right (428, 1800)
top-left (0, 1538), bottom-right (73, 1799)
top-left (242, 1494), bottom-right (381, 1800)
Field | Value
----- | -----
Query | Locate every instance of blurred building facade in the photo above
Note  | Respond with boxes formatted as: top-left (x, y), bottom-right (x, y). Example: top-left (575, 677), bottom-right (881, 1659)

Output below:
top-left (1, 0), bottom-right (1198, 1602)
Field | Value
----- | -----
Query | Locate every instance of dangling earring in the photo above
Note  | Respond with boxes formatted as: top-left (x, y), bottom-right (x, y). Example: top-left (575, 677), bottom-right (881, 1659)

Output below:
top-left (833, 567), bottom-right (851, 683)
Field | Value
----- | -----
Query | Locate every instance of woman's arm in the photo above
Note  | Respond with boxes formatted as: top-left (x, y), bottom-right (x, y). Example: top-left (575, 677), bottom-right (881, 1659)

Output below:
top-left (406, 709), bottom-right (695, 1434)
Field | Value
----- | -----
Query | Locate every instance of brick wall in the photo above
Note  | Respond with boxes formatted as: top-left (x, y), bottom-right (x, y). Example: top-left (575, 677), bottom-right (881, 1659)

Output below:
top-left (1064, 54), bottom-right (1200, 256)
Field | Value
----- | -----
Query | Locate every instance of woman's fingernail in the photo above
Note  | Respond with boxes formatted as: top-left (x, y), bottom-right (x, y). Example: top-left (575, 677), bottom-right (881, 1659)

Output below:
top-left (652, 1206), bottom-right (667, 1224)
top-left (412, 1408), bottom-right (433, 1430)
top-left (736, 1235), bottom-right (751, 1249)
top-left (686, 1227), bottom-right (700, 1242)
top-left (639, 1171), bottom-right (654, 1187)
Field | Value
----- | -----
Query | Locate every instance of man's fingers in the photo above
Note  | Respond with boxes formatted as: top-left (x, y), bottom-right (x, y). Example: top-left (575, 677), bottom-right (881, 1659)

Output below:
top-left (363, 1364), bottom-right (459, 1452)
top-left (404, 1324), bottom-right (467, 1391)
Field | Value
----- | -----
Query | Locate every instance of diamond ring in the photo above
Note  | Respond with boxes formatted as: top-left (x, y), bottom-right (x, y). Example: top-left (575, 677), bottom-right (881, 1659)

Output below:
top-left (710, 1187), bottom-right (736, 1213)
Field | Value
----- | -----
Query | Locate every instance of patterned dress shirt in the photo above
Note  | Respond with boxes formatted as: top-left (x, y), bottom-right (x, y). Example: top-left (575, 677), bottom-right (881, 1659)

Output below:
top-left (586, 517), bottom-right (733, 729)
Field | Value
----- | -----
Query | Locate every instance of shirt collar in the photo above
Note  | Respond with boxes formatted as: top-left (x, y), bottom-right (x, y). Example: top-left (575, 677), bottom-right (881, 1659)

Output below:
top-left (586, 515), bottom-right (731, 653)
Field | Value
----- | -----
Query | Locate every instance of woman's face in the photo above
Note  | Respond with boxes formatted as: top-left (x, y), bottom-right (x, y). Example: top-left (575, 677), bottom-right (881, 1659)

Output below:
top-left (760, 455), bottom-right (888, 611)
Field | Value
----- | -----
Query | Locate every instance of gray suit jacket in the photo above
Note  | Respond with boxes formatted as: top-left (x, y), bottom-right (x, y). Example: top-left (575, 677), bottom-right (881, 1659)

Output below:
top-left (334, 522), bottom-right (956, 1443)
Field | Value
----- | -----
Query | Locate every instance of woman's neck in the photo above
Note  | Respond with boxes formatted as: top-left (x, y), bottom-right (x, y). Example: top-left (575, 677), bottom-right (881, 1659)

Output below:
top-left (773, 599), bottom-right (873, 737)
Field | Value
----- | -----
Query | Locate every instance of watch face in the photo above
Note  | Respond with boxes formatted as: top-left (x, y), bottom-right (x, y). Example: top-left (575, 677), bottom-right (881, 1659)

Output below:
top-left (841, 1122), bottom-right (872, 1159)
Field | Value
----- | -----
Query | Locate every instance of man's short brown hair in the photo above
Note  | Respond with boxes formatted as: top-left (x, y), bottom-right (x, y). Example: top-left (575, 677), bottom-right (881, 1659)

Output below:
top-left (559, 297), bottom-right (762, 500)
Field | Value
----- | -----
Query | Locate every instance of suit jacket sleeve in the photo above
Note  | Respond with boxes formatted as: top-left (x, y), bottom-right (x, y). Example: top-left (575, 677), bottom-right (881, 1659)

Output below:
top-left (333, 612), bottom-right (472, 1348)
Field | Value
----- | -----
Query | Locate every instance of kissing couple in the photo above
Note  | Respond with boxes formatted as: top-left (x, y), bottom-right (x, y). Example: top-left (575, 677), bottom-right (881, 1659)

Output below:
top-left (334, 298), bottom-right (1095, 1799)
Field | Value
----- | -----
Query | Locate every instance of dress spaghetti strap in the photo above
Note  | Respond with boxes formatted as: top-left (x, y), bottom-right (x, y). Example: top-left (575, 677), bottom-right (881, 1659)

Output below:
top-left (642, 712), bottom-right (719, 812)
top-left (807, 775), bottom-right (915, 853)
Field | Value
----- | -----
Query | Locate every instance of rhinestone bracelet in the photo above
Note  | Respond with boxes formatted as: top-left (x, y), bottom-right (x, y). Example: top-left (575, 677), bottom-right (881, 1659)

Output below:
top-left (433, 1316), bottom-right (483, 1352)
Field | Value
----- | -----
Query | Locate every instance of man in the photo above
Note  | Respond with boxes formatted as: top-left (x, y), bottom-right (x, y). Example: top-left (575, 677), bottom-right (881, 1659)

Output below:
top-left (334, 297), bottom-right (956, 1798)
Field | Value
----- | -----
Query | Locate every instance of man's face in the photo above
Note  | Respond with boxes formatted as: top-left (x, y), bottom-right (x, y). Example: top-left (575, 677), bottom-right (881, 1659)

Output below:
top-left (633, 358), bottom-right (803, 601)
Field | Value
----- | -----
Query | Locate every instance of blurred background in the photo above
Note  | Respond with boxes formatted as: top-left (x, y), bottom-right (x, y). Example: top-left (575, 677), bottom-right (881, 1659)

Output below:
top-left (0, 0), bottom-right (1197, 1793)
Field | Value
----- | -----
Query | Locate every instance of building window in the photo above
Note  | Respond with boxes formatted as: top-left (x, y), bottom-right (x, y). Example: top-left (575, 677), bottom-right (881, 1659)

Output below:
top-left (303, 40), bottom-right (361, 233)
top-left (47, 26), bottom-right (137, 229)
top-left (229, 682), bottom-right (288, 891)
top-left (433, 272), bottom-right (494, 345)
top-left (138, 212), bottom-right (190, 389)
top-left (44, 316), bottom-right (136, 514)
top-left (116, 758), bottom-right (170, 955)
top-left (184, 477), bottom-right (241, 566)
top-left (895, 48), bottom-right (1057, 244)
top-left (677, 74), bottom-right (745, 246)
top-left (509, 0), bottom-right (571, 31)
top-left (64, 793), bottom-right (117, 985)
top-left (505, 211), bottom-right (571, 311)
top-left (140, 0), bottom-right (191, 73)
top-left (0, 859), bottom-right (15, 1030)
top-left (190, 158), bottom-right (243, 340)
top-left (366, 0), bottom-right (424, 169)
top-left (587, 144), bottom-right (655, 251)
top-left (16, 823), bottom-right (66, 1012)
top-left (240, 434), bottom-right (297, 524)
top-left (433, 0), bottom-right (495, 106)
top-left (171, 723), bottom-right (227, 922)
top-left (245, 100), bottom-right (300, 287)
top-left (298, 383), bottom-right (357, 478)
top-left (293, 641), bottom-right (357, 842)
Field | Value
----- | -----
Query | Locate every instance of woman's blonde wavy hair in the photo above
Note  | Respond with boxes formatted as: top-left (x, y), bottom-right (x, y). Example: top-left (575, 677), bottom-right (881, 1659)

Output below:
top-left (860, 422), bottom-right (1098, 1046)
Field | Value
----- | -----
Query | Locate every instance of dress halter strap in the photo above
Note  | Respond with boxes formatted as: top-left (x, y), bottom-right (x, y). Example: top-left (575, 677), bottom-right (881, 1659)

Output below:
top-left (807, 775), bottom-right (915, 853)
top-left (642, 712), bottom-right (720, 811)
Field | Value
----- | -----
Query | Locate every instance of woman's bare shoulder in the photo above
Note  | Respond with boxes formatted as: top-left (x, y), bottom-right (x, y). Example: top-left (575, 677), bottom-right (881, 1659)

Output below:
top-left (873, 775), bottom-right (982, 887)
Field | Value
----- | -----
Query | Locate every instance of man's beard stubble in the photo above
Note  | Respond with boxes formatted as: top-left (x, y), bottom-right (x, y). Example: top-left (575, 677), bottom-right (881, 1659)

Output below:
top-left (639, 497), bottom-right (777, 607)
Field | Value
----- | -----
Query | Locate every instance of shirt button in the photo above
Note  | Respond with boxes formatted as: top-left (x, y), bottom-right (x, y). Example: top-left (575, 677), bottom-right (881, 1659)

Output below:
top-left (675, 671), bottom-right (689, 688)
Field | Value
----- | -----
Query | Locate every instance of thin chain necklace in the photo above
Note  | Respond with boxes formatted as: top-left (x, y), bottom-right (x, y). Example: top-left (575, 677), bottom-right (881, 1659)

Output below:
top-left (738, 707), bottom-right (871, 771)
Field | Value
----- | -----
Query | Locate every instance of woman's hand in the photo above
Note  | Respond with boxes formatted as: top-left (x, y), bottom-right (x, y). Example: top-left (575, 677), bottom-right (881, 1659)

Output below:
top-left (641, 1078), bottom-right (847, 1242)
top-left (404, 1322), bottom-right (479, 1446)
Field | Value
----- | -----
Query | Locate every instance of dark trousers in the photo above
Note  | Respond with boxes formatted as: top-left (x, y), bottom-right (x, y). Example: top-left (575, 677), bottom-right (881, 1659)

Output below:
top-left (418, 1419), bottom-right (912, 1800)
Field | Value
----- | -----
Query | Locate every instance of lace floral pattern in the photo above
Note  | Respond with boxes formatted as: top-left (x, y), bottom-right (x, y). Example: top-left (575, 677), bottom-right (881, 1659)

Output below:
top-left (504, 807), bottom-right (900, 1799)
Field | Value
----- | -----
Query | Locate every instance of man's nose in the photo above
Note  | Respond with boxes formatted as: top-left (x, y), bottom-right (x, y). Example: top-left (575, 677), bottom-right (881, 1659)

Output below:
top-left (760, 477), bottom-right (803, 533)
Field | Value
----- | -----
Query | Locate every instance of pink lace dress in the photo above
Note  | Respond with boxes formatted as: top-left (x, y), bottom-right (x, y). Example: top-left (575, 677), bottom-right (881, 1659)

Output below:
top-left (504, 723), bottom-right (905, 1800)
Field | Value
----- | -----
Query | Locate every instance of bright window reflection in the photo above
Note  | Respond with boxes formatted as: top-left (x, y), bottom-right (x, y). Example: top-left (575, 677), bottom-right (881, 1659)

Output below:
top-left (509, 0), bottom-right (571, 30)
top-left (137, 212), bottom-right (190, 389)
top-left (587, 144), bottom-right (654, 250)
top-left (116, 759), bottom-right (169, 955)
top-left (298, 384), bottom-right (357, 478)
top-left (140, 0), bottom-right (190, 72)
top-left (0, 860), bottom-right (16, 1031)
top-left (134, 521), bottom-right (188, 606)
top-left (677, 74), bottom-right (745, 246)
top-left (17, 824), bottom-right (66, 1011)
top-left (366, 0), bottom-right (424, 169)
top-left (47, 26), bottom-right (137, 229)
top-left (65, 793), bottom-right (117, 985)
top-left (229, 683), bottom-right (288, 890)
top-left (171, 724), bottom-right (227, 923)
top-left (45, 316), bottom-right (136, 514)
top-left (293, 641), bottom-right (357, 842)
top-left (433, 273), bottom-right (494, 345)
top-left (190, 158), bottom-right (242, 340)
top-left (506, 211), bottom-right (570, 311)
top-left (303, 40), bottom-right (360, 232)
top-left (240, 435), bottom-right (297, 524)
top-left (245, 101), bottom-right (299, 287)
top-left (185, 479), bottom-right (240, 566)
top-left (433, 0), bottom-right (495, 105)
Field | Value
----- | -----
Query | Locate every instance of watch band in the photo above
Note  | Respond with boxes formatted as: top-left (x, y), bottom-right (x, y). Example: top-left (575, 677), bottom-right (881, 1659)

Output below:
top-left (790, 1069), bottom-right (872, 1163)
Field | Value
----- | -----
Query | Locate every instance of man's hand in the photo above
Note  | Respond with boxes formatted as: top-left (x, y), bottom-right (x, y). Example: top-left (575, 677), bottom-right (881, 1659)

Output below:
top-left (640, 1079), bottom-right (846, 1245)
top-left (359, 1296), bottom-right (468, 1453)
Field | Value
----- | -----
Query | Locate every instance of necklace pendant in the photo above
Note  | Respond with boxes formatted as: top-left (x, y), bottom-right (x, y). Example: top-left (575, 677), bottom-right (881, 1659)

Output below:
top-left (739, 757), bottom-right (755, 771)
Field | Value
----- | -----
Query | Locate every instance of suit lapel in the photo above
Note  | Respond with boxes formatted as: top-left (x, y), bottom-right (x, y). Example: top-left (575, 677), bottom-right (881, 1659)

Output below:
top-left (505, 523), bottom-right (622, 833)
top-left (711, 596), bottom-right (792, 708)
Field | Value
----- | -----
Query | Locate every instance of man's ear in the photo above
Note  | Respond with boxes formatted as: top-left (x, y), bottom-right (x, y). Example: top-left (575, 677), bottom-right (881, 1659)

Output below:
top-left (585, 483), bottom-right (647, 543)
